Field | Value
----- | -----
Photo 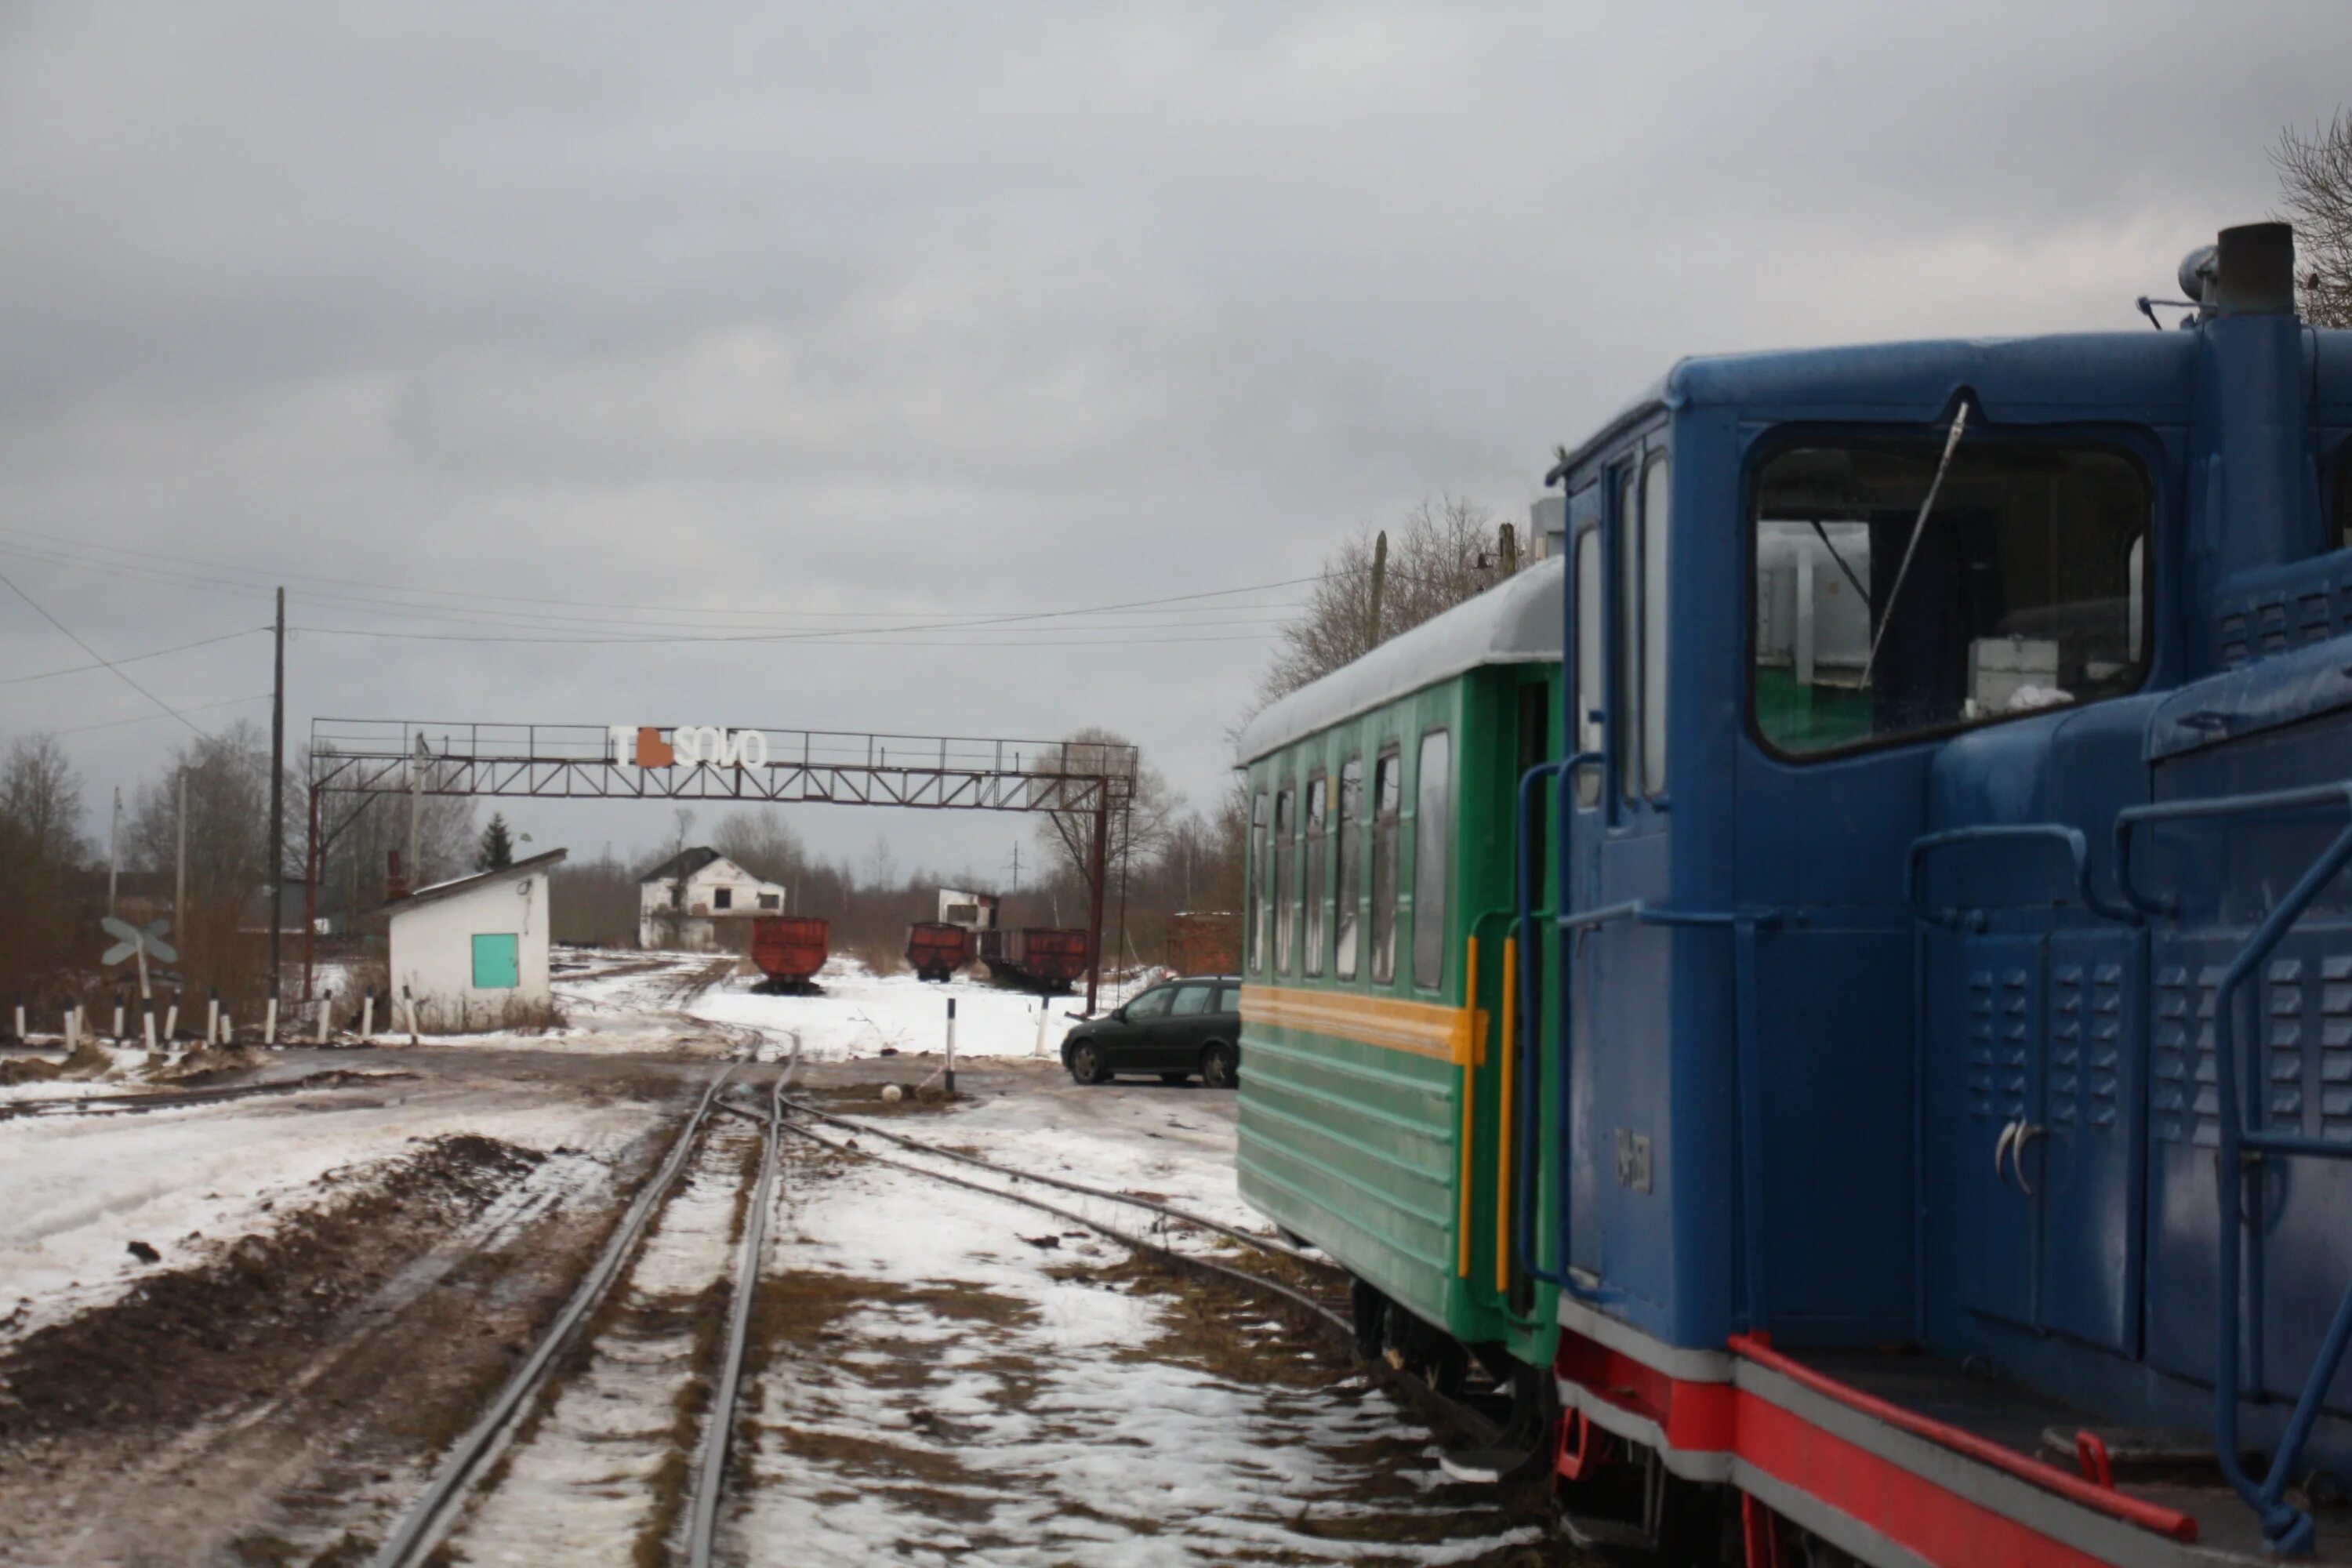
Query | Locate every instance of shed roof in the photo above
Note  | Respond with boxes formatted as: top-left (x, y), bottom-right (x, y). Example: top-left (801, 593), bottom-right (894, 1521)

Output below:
top-left (1234, 556), bottom-right (1563, 764)
top-left (389, 847), bottom-right (569, 913)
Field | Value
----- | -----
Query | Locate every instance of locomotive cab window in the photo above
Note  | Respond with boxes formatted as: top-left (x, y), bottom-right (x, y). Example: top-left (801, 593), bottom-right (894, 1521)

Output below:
top-left (1751, 439), bottom-right (2151, 757)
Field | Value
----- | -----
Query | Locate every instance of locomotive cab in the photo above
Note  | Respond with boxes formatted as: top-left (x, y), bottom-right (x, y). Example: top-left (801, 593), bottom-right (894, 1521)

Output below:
top-left (1533, 222), bottom-right (2352, 1561)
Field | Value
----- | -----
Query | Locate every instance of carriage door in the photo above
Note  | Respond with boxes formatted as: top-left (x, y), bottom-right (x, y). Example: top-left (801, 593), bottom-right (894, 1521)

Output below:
top-left (1955, 932), bottom-right (2046, 1328)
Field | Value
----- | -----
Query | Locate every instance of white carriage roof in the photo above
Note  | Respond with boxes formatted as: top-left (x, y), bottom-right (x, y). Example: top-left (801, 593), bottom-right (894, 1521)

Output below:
top-left (1234, 555), bottom-right (1563, 764)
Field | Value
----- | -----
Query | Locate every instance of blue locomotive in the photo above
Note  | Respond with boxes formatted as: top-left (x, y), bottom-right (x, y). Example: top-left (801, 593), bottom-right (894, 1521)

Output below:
top-left (1240, 222), bottom-right (2352, 1563)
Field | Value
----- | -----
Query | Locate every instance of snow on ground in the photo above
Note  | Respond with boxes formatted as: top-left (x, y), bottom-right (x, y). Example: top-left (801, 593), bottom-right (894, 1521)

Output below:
top-left (689, 957), bottom-right (1088, 1063)
top-left (729, 1142), bottom-right (1541, 1566)
top-left (0, 1080), bottom-right (660, 1347)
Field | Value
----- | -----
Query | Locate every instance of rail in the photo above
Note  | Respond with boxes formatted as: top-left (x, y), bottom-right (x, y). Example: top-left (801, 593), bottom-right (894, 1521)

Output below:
top-left (2113, 780), bottom-right (2352, 1556)
top-left (368, 1062), bottom-right (745, 1567)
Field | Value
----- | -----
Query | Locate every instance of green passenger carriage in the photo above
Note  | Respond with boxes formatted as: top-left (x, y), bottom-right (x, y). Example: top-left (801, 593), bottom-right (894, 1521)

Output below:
top-left (1235, 557), bottom-right (1566, 1381)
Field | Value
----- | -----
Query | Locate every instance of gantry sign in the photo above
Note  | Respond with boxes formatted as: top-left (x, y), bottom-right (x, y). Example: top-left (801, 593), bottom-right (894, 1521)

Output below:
top-left (304, 718), bottom-right (1138, 1010)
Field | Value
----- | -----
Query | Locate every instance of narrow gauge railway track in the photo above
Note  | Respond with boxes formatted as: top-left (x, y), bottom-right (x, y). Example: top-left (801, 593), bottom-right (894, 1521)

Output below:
top-left (367, 1046), bottom-right (793, 1568)
top-left (764, 1097), bottom-right (1510, 1453)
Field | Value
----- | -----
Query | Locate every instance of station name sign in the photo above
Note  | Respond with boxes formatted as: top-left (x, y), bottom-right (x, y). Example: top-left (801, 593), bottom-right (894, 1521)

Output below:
top-left (609, 725), bottom-right (769, 768)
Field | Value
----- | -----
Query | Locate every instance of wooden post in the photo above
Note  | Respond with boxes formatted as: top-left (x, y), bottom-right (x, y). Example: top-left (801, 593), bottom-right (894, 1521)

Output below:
top-left (175, 769), bottom-right (187, 940)
top-left (302, 784), bottom-right (319, 1000)
top-left (1368, 528), bottom-right (1388, 647)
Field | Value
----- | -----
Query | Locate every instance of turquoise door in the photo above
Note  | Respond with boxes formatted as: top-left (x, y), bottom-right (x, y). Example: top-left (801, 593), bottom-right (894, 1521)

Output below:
top-left (472, 933), bottom-right (521, 989)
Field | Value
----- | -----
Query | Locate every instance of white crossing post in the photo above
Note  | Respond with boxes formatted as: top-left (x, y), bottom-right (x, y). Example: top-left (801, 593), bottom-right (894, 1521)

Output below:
top-left (205, 989), bottom-right (220, 1047)
top-left (360, 988), bottom-right (374, 1042)
top-left (163, 989), bottom-right (180, 1043)
top-left (112, 996), bottom-right (125, 1041)
top-left (64, 1007), bottom-right (79, 1051)
top-left (404, 985), bottom-right (419, 1046)
top-left (11, 1003), bottom-right (22, 1043)
top-left (1033, 1000), bottom-right (1049, 1058)
top-left (944, 996), bottom-right (957, 1097)
top-left (315, 988), bottom-right (332, 1046)
top-left (265, 980), bottom-right (279, 1047)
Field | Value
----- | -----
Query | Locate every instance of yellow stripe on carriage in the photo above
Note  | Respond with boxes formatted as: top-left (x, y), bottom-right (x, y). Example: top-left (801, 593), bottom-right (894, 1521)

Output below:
top-left (1239, 986), bottom-right (1476, 1064)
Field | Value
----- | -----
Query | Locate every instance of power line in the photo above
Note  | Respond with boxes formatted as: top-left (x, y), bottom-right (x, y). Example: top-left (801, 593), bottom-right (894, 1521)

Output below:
top-left (0, 624), bottom-right (267, 685)
top-left (37, 691), bottom-right (270, 738)
top-left (0, 567), bottom-right (209, 735)
top-left (0, 523), bottom-right (1315, 626)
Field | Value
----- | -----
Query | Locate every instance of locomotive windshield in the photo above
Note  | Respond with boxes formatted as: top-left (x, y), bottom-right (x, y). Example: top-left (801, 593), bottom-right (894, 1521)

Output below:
top-left (1751, 439), bottom-right (2150, 756)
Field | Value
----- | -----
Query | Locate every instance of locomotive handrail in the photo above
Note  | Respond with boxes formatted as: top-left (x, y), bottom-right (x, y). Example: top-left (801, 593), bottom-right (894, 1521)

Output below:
top-left (2113, 779), bottom-right (2352, 918)
top-left (1902, 822), bottom-right (2140, 926)
top-left (1513, 757), bottom-right (1589, 1300)
top-left (2115, 779), bottom-right (2352, 1555)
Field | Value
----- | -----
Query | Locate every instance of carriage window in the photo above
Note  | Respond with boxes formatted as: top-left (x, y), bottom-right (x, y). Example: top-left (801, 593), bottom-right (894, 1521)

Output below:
top-left (1247, 789), bottom-right (1269, 974)
top-left (1370, 750), bottom-right (1401, 984)
top-left (1334, 757), bottom-right (1363, 979)
top-left (1303, 774), bottom-right (1328, 978)
top-left (1273, 784), bottom-right (1297, 973)
top-left (1573, 527), bottom-right (1602, 808)
top-left (1752, 441), bottom-right (2151, 757)
top-left (1641, 456), bottom-right (1671, 797)
top-left (1616, 467), bottom-right (1640, 801)
top-left (1412, 730), bottom-right (1450, 990)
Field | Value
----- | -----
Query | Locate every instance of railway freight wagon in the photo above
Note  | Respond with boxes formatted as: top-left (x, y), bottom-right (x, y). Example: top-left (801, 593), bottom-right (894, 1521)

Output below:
top-left (749, 915), bottom-right (828, 992)
top-left (1239, 223), bottom-right (2352, 1565)
top-left (905, 920), bottom-right (970, 982)
top-left (975, 927), bottom-right (1089, 993)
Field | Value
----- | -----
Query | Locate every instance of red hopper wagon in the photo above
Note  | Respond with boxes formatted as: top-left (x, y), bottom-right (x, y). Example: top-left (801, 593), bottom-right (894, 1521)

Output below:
top-left (976, 927), bottom-right (1089, 993)
top-left (749, 915), bottom-right (829, 993)
top-left (905, 921), bottom-right (970, 982)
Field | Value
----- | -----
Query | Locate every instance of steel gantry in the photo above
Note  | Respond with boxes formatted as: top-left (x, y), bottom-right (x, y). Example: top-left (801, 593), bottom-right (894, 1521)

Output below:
top-left (303, 718), bottom-right (1137, 1012)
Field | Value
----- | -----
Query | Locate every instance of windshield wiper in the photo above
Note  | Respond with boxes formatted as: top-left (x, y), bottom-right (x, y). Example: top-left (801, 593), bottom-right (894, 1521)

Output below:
top-left (1860, 403), bottom-right (1970, 688)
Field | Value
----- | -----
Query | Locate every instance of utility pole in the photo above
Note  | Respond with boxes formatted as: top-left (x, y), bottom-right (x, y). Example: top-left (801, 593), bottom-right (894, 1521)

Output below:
top-left (268, 587), bottom-right (285, 997)
top-left (175, 770), bottom-right (187, 933)
top-left (1367, 529), bottom-right (1388, 648)
top-left (107, 787), bottom-right (121, 919)
top-left (1081, 796), bottom-right (1110, 1017)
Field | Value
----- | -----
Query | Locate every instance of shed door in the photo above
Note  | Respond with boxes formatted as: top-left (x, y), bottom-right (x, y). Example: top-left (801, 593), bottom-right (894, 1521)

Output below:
top-left (473, 933), bottom-right (521, 989)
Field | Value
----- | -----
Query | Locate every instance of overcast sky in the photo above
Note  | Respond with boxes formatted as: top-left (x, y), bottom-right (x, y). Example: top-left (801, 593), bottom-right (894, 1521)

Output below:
top-left (5, 2), bottom-right (2349, 884)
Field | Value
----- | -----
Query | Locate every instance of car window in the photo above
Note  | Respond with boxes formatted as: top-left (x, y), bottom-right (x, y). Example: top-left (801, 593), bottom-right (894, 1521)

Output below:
top-left (1217, 985), bottom-right (1240, 1014)
top-left (1170, 983), bottom-right (1214, 1016)
top-left (1125, 987), bottom-right (1174, 1021)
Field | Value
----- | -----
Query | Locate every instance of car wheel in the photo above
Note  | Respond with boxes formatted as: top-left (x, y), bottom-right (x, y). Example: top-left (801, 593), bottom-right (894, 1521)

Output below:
top-left (1158, 1072), bottom-right (1191, 1086)
top-left (1069, 1040), bottom-right (1108, 1084)
top-left (1200, 1043), bottom-right (1237, 1089)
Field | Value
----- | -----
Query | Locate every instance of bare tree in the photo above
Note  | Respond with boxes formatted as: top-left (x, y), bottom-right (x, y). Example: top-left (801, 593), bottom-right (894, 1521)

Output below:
top-left (1033, 728), bottom-right (1177, 926)
top-left (712, 806), bottom-right (807, 889)
top-left (0, 735), bottom-right (88, 1011)
top-left (1259, 494), bottom-right (1528, 703)
top-left (2275, 107), bottom-right (2352, 328)
top-left (0, 735), bottom-right (85, 871)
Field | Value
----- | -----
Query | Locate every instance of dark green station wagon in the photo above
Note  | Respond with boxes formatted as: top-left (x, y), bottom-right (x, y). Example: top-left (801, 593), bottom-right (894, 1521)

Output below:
top-left (1060, 975), bottom-right (1242, 1087)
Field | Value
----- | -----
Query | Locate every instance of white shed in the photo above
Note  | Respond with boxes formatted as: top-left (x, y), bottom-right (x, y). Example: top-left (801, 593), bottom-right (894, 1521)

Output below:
top-left (388, 848), bottom-right (568, 1030)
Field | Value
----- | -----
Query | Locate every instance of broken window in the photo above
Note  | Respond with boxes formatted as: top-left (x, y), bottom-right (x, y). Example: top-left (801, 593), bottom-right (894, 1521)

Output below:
top-left (1752, 440), bottom-right (2150, 757)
